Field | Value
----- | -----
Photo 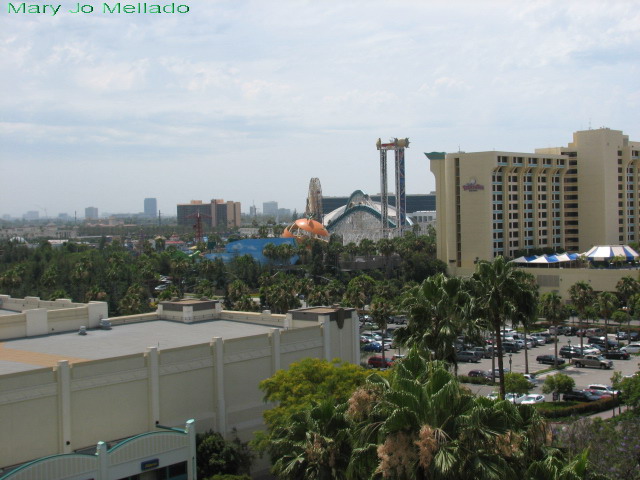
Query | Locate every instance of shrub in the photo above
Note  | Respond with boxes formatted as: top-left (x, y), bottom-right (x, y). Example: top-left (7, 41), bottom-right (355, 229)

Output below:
top-left (535, 397), bottom-right (618, 418)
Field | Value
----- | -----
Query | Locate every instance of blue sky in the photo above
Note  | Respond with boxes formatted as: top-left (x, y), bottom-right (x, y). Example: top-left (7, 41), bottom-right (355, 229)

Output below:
top-left (1, 0), bottom-right (639, 218)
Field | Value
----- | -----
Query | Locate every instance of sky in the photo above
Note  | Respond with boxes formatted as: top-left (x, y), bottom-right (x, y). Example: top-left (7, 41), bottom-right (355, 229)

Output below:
top-left (1, 0), bottom-right (639, 218)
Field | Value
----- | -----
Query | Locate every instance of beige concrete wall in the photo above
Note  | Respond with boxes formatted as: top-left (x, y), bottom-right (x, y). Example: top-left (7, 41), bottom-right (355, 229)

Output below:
top-left (0, 297), bottom-right (109, 340)
top-left (0, 313), bottom-right (358, 469)
top-left (0, 313), bottom-right (27, 339)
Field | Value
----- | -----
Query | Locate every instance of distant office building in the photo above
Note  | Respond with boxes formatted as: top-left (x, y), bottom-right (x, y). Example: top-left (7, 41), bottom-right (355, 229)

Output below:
top-left (263, 201), bottom-right (278, 217)
top-left (23, 211), bottom-right (39, 221)
top-left (144, 198), bottom-right (157, 217)
top-left (177, 199), bottom-right (241, 229)
top-left (249, 205), bottom-right (257, 217)
top-left (278, 208), bottom-right (292, 221)
top-left (58, 213), bottom-right (71, 221)
top-left (84, 207), bottom-right (98, 220)
top-left (177, 200), bottom-right (214, 227)
top-left (212, 199), bottom-right (242, 228)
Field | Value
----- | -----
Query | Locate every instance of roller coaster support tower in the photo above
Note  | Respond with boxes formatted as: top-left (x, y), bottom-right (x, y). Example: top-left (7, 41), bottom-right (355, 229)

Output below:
top-left (376, 137), bottom-right (409, 237)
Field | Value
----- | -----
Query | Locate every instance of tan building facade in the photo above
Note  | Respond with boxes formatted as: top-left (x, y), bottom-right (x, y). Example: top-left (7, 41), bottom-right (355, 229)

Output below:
top-left (0, 298), bottom-right (358, 477)
top-left (430, 128), bottom-right (640, 275)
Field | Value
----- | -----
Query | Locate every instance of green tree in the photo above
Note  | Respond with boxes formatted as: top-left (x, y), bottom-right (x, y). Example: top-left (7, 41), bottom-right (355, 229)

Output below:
top-left (542, 373), bottom-right (575, 398)
top-left (596, 291), bottom-right (618, 352)
top-left (612, 371), bottom-right (640, 410)
top-left (342, 274), bottom-right (376, 311)
top-left (471, 257), bottom-right (538, 398)
top-left (258, 357), bottom-right (369, 429)
top-left (196, 430), bottom-right (252, 479)
top-left (396, 273), bottom-right (471, 371)
top-left (504, 372), bottom-right (532, 396)
top-left (269, 400), bottom-right (351, 480)
top-left (347, 349), bottom-right (548, 479)
top-left (569, 281), bottom-right (595, 351)
top-left (370, 295), bottom-right (393, 364)
top-left (539, 292), bottom-right (569, 368)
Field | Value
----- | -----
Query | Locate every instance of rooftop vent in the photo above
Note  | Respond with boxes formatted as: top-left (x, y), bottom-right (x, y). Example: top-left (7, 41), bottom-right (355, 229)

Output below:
top-left (99, 319), bottom-right (112, 330)
top-left (78, 326), bottom-right (87, 336)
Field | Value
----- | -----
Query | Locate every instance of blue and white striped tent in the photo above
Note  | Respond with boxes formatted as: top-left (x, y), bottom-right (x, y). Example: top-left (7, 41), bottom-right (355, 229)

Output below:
top-left (512, 253), bottom-right (580, 264)
top-left (582, 245), bottom-right (639, 261)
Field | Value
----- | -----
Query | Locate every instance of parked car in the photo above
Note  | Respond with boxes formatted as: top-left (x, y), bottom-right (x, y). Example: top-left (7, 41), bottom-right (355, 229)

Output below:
top-left (583, 389), bottom-right (612, 400)
top-left (367, 355), bottom-right (393, 369)
top-left (502, 341), bottom-right (520, 353)
top-left (486, 391), bottom-right (499, 400)
top-left (456, 351), bottom-right (480, 363)
top-left (616, 331), bottom-right (628, 340)
top-left (559, 346), bottom-right (582, 359)
top-left (520, 394), bottom-right (546, 404)
top-left (588, 336), bottom-right (619, 349)
top-left (570, 355), bottom-right (613, 369)
top-left (621, 343), bottom-right (640, 354)
top-left (523, 373), bottom-right (537, 386)
top-left (363, 341), bottom-right (383, 352)
top-left (587, 384), bottom-right (619, 396)
top-left (536, 355), bottom-right (565, 365)
top-left (468, 369), bottom-right (492, 380)
top-left (603, 349), bottom-right (631, 360)
top-left (562, 390), bottom-right (600, 402)
top-left (505, 393), bottom-right (526, 404)
top-left (470, 346), bottom-right (492, 359)
top-left (390, 315), bottom-right (407, 325)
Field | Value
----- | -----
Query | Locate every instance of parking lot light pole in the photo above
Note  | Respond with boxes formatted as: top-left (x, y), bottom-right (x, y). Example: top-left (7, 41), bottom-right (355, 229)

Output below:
top-left (509, 353), bottom-right (512, 373)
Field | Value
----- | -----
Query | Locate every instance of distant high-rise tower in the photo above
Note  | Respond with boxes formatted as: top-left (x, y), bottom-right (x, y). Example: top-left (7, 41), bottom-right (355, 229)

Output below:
top-left (85, 207), bottom-right (98, 220)
top-left (263, 201), bottom-right (278, 217)
top-left (144, 198), bottom-right (157, 217)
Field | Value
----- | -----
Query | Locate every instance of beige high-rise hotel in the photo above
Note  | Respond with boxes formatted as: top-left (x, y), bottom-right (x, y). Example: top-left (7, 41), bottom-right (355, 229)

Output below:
top-left (429, 128), bottom-right (640, 275)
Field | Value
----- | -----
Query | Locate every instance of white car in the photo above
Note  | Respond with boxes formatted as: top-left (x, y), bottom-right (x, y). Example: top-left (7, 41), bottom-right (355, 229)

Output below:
top-left (587, 384), bottom-right (619, 396)
top-left (520, 394), bottom-right (545, 404)
top-left (486, 392), bottom-right (499, 400)
top-left (621, 343), bottom-right (640, 354)
top-left (505, 393), bottom-right (526, 404)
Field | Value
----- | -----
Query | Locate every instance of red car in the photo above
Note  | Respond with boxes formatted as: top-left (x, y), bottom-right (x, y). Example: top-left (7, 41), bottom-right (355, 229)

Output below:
top-left (367, 356), bottom-right (394, 369)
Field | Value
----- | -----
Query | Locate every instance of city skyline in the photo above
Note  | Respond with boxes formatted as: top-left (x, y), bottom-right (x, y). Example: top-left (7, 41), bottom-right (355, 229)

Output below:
top-left (2, 1), bottom-right (639, 217)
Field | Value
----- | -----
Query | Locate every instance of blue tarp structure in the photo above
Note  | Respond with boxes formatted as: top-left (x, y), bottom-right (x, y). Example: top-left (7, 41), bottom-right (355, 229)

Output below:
top-left (203, 238), bottom-right (299, 265)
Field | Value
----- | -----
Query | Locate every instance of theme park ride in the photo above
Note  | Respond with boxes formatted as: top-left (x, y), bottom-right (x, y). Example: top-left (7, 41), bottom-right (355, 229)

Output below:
top-left (376, 137), bottom-right (409, 237)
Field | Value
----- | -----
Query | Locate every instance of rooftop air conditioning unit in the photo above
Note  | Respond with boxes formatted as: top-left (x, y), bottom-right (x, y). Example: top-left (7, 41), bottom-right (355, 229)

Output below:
top-left (99, 319), bottom-right (112, 330)
top-left (78, 326), bottom-right (87, 336)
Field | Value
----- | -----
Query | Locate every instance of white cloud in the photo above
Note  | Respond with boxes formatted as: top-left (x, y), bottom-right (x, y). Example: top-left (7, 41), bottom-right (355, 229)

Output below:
top-left (1, 0), bottom-right (639, 216)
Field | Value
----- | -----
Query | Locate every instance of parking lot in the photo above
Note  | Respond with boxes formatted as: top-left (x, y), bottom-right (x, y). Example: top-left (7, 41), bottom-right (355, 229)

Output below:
top-left (361, 323), bottom-right (640, 401)
top-left (456, 339), bottom-right (640, 399)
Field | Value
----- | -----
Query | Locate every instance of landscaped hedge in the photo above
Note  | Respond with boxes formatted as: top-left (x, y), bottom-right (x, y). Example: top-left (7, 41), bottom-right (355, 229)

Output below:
top-left (535, 397), bottom-right (619, 418)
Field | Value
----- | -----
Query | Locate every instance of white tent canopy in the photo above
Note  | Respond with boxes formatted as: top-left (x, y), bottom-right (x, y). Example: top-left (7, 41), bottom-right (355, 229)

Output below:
top-left (582, 245), bottom-right (639, 261)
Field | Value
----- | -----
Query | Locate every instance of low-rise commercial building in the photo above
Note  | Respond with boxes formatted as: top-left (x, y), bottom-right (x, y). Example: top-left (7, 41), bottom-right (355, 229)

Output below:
top-left (0, 297), bottom-right (358, 478)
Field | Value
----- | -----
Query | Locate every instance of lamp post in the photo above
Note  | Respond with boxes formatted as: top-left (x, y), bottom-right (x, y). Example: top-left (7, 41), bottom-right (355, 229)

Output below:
top-left (509, 353), bottom-right (513, 373)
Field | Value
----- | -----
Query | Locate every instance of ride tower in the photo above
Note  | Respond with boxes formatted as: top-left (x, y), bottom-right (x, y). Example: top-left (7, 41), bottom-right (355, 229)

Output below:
top-left (376, 137), bottom-right (410, 237)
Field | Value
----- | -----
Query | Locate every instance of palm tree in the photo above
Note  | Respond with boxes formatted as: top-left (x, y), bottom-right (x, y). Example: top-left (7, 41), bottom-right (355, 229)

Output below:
top-left (539, 292), bottom-right (569, 368)
top-left (569, 281), bottom-right (595, 351)
top-left (396, 273), bottom-right (471, 371)
top-left (269, 400), bottom-right (351, 480)
top-left (370, 295), bottom-right (392, 364)
top-left (471, 256), bottom-right (538, 398)
top-left (596, 291), bottom-right (618, 352)
top-left (347, 349), bottom-right (548, 479)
